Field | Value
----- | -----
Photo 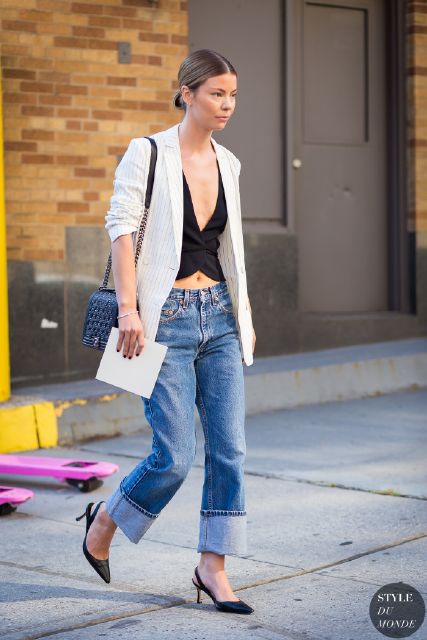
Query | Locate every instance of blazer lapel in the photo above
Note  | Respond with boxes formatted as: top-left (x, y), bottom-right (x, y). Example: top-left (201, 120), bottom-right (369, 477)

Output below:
top-left (211, 136), bottom-right (243, 272)
top-left (163, 122), bottom-right (242, 273)
top-left (163, 125), bottom-right (184, 265)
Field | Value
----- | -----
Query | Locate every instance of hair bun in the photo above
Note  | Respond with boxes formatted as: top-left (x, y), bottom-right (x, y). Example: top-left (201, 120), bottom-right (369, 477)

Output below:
top-left (173, 89), bottom-right (184, 110)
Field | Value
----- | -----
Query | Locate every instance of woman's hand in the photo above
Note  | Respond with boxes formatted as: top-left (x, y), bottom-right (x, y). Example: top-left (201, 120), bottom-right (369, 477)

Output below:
top-left (116, 312), bottom-right (145, 359)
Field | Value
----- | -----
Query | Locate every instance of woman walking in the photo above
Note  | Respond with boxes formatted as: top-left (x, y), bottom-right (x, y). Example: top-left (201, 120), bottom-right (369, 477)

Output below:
top-left (76, 49), bottom-right (256, 614)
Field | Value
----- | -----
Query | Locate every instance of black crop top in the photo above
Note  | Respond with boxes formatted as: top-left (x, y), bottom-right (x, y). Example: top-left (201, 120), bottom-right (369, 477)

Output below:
top-left (176, 159), bottom-right (228, 281)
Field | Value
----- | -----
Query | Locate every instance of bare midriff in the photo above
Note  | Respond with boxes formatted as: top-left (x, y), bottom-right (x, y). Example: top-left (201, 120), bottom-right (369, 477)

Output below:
top-left (172, 269), bottom-right (220, 289)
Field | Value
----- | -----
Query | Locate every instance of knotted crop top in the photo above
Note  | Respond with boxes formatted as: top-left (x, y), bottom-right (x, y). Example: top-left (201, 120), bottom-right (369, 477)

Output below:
top-left (176, 159), bottom-right (228, 281)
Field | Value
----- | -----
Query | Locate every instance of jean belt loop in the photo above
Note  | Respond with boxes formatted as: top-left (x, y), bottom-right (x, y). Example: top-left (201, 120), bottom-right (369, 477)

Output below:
top-left (183, 289), bottom-right (189, 308)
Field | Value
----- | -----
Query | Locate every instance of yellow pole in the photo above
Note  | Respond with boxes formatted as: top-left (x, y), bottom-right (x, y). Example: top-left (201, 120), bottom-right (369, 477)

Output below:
top-left (0, 69), bottom-right (11, 401)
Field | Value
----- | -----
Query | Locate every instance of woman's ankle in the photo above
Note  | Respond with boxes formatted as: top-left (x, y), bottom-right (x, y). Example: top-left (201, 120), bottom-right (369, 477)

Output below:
top-left (198, 551), bottom-right (225, 572)
top-left (97, 504), bottom-right (117, 532)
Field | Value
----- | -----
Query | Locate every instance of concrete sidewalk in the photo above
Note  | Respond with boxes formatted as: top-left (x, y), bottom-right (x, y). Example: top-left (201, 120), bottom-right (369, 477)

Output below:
top-left (1, 387), bottom-right (426, 639)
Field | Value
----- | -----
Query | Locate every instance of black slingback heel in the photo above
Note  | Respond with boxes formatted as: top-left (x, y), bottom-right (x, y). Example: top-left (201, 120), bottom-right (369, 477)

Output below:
top-left (192, 566), bottom-right (254, 614)
top-left (75, 501), bottom-right (110, 584)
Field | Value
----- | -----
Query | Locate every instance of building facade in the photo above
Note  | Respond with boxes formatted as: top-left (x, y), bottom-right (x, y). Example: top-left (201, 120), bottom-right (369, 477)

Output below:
top-left (1, 0), bottom-right (426, 389)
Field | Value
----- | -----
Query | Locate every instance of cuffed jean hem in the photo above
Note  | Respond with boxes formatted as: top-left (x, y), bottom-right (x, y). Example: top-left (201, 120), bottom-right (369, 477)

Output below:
top-left (105, 484), bottom-right (159, 544)
top-left (197, 510), bottom-right (247, 556)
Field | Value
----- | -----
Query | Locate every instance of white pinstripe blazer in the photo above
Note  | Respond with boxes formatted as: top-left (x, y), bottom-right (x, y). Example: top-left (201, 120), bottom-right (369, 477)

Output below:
top-left (104, 122), bottom-right (254, 366)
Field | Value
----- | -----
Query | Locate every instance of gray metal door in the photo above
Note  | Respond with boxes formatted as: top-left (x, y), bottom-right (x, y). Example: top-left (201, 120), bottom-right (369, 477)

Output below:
top-left (293, 0), bottom-right (387, 312)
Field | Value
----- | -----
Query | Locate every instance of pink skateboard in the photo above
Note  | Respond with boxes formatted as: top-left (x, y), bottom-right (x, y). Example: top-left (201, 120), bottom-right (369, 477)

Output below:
top-left (0, 485), bottom-right (34, 516)
top-left (0, 454), bottom-right (119, 493)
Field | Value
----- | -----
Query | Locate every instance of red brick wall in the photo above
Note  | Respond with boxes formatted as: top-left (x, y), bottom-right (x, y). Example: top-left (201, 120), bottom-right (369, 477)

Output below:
top-left (407, 0), bottom-right (427, 236)
top-left (1, 0), bottom-right (188, 262)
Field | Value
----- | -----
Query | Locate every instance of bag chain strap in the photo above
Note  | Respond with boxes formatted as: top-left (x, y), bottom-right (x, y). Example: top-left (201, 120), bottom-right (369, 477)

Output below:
top-left (100, 136), bottom-right (157, 289)
top-left (101, 204), bottom-right (149, 288)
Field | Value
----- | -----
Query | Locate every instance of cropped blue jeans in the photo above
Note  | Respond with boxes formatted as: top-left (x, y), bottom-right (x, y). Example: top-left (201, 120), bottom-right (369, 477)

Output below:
top-left (105, 280), bottom-right (247, 556)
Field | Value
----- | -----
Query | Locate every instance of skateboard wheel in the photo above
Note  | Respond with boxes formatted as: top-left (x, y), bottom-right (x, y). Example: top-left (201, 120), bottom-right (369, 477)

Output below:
top-left (65, 476), bottom-right (103, 492)
top-left (0, 503), bottom-right (17, 516)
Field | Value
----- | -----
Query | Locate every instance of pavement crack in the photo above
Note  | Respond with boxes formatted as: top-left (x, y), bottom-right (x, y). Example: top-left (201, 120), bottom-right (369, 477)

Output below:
top-left (240, 471), bottom-right (427, 500)
top-left (55, 450), bottom-right (426, 501)
top-left (312, 570), bottom-right (427, 596)
top-left (0, 559), bottom-right (144, 592)
top-left (3, 531), bottom-right (426, 639)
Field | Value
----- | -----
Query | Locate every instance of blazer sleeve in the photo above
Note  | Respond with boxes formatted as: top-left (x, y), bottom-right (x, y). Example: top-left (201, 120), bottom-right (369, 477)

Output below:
top-left (104, 137), bottom-right (150, 243)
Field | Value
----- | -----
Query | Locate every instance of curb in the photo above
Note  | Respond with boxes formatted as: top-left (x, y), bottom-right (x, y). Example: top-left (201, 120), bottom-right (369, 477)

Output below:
top-left (0, 401), bottom-right (58, 453)
top-left (243, 337), bottom-right (427, 414)
top-left (2, 337), bottom-right (426, 451)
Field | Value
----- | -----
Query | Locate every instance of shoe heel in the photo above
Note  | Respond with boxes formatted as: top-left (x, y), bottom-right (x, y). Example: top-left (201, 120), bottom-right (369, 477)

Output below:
top-left (75, 502), bottom-right (94, 527)
top-left (192, 578), bottom-right (203, 603)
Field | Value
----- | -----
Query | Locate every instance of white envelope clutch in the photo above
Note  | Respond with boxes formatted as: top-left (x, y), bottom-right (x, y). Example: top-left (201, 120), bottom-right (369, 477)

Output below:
top-left (95, 327), bottom-right (168, 398)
